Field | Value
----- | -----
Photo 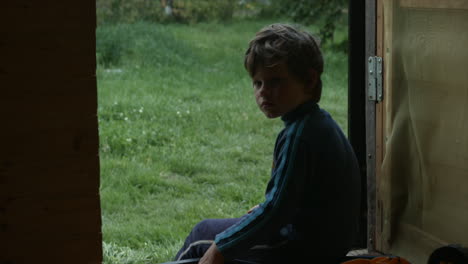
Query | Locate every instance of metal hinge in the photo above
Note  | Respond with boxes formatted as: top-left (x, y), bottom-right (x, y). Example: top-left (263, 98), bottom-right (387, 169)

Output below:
top-left (368, 56), bottom-right (383, 102)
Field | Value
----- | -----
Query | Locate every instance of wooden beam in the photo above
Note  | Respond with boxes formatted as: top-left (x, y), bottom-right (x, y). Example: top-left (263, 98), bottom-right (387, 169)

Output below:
top-left (348, 0), bottom-right (368, 248)
top-left (0, 0), bottom-right (102, 263)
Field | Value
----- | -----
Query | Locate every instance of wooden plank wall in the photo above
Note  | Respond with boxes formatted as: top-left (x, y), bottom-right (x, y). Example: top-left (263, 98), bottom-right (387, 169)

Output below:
top-left (0, 1), bottom-right (102, 263)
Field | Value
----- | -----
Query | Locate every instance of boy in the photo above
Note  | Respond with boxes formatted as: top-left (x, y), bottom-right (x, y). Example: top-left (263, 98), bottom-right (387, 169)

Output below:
top-left (174, 23), bottom-right (361, 264)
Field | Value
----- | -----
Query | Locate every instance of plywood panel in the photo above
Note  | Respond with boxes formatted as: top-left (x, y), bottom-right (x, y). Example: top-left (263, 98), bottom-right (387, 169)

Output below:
top-left (377, 1), bottom-right (468, 263)
top-left (400, 0), bottom-right (468, 10)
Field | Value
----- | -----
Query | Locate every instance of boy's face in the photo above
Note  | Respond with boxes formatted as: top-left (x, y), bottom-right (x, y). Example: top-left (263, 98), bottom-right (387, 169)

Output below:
top-left (252, 62), bottom-right (313, 118)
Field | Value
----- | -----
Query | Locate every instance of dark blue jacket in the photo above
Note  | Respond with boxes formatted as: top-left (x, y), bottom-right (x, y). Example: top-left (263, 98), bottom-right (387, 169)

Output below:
top-left (214, 100), bottom-right (361, 260)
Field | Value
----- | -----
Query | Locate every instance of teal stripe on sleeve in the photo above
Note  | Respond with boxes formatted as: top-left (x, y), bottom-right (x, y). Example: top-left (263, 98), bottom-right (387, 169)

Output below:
top-left (215, 120), bottom-right (306, 254)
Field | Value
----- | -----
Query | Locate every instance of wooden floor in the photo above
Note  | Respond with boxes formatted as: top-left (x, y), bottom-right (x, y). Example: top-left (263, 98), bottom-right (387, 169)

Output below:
top-left (346, 249), bottom-right (369, 256)
top-left (346, 248), bottom-right (386, 258)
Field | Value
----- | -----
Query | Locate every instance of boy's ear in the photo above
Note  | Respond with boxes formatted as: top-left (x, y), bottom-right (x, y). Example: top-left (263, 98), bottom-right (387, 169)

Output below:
top-left (306, 68), bottom-right (318, 91)
top-left (306, 68), bottom-right (321, 102)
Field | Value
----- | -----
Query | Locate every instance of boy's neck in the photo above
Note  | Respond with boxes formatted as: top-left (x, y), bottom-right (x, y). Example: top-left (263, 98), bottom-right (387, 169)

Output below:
top-left (281, 100), bottom-right (318, 125)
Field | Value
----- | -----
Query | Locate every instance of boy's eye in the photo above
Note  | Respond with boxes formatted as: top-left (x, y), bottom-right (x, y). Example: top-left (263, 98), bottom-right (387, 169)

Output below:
top-left (253, 81), bottom-right (262, 89)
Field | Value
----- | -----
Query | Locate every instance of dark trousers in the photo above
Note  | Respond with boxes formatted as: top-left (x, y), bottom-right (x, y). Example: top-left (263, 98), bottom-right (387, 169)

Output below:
top-left (175, 217), bottom-right (281, 264)
top-left (175, 217), bottom-right (345, 264)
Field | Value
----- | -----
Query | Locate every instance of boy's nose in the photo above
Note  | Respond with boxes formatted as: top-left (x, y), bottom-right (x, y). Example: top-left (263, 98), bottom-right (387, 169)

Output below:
top-left (258, 84), bottom-right (271, 96)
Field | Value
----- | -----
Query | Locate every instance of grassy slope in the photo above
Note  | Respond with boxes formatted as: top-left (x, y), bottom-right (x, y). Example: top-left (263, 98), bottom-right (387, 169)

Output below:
top-left (97, 19), bottom-right (348, 263)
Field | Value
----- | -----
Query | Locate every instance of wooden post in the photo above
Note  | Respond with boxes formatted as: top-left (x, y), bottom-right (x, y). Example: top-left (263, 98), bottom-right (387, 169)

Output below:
top-left (348, 0), bottom-right (368, 249)
top-left (0, 1), bottom-right (102, 263)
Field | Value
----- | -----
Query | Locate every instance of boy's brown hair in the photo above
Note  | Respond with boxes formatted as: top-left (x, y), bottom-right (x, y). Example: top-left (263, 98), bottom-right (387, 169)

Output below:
top-left (244, 23), bottom-right (324, 102)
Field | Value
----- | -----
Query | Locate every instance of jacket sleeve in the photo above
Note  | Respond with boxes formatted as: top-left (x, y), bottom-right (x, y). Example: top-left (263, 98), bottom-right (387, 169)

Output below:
top-left (214, 121), bottom-right (312, 260)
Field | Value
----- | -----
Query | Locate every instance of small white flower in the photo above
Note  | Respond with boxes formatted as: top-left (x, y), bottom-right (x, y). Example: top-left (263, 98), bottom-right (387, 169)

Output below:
top-left (105, 68), bottom-right (123, 73)
top-left (186, 110), bottom-right (190, 114)
top-left (124, 117), bottom-right (128, 121)
top-left (126, 138), bottom-right (132, 142)
top-left (139, 107), bottom-right (144, 113)
top-left (177, 111), bottom-right (181, 116)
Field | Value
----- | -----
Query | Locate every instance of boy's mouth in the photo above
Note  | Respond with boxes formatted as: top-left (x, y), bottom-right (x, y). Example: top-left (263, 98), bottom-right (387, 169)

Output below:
top-left (261, 101), bottom-right (274, 108)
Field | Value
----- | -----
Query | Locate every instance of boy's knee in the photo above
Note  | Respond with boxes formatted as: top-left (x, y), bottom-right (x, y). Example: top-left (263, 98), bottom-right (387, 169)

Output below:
top-left (193, 219), bottom-right (214, 235)
top-left (188, 217), bottom-right (241, 241)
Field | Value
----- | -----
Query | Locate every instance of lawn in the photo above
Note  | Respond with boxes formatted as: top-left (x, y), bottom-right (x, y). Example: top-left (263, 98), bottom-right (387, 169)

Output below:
top-left (97, 18), bottom-right (348, 263)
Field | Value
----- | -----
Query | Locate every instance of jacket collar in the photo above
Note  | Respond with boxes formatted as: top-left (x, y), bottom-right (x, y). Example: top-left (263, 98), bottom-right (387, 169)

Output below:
top-left (281, 100), bottom-right (318, 126)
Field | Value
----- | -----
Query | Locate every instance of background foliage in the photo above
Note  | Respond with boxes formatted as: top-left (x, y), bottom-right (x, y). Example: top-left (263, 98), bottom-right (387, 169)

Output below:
top-left (170, 0), bottom-right (236, 23)
top-left (96, 0), bottom-right (349, 51)
top-left (96, 0), bottom-right (237, 25)
top-left (269, 0), bottom-right (348, 51)
top-left (97, 0), bottom-right (164, 25)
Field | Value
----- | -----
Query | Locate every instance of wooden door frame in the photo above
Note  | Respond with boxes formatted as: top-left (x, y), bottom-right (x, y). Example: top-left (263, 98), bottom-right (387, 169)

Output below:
top-left (348, 0), bottom-right (383, 251)
top-left (365, 0), bottom-right (386, 254)
top-left (364, 0), bottom-right (378, 253)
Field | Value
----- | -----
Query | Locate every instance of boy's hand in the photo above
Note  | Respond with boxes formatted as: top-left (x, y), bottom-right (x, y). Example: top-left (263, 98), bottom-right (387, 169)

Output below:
top-left (198, 243), bottom-right (224, 264)
top-left (247, 204), bottom-right (259, 213)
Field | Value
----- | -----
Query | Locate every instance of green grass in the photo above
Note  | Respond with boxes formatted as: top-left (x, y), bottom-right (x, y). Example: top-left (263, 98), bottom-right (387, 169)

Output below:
top-left (97, 19), bottom-right (348, 263)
